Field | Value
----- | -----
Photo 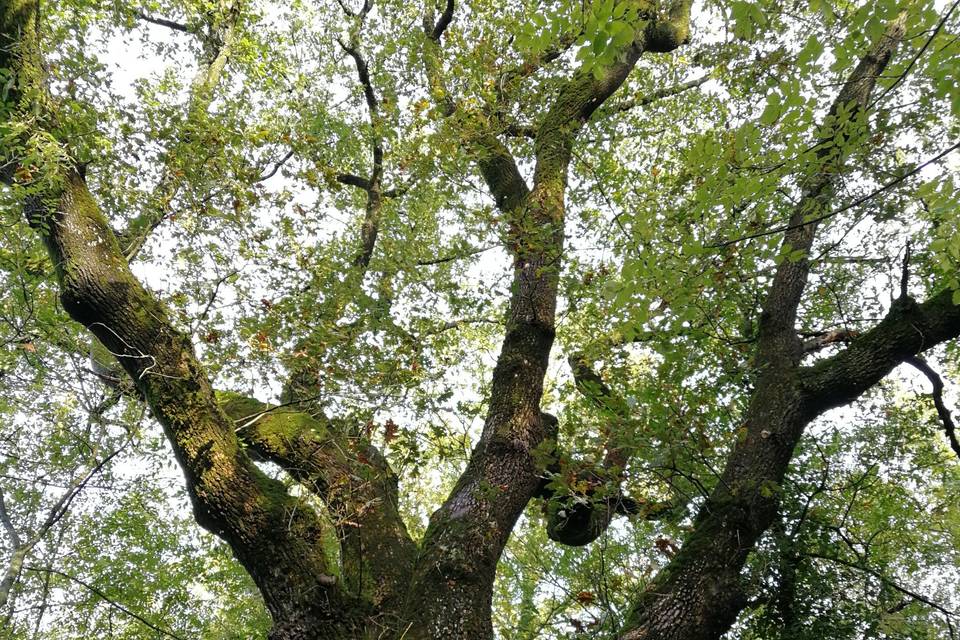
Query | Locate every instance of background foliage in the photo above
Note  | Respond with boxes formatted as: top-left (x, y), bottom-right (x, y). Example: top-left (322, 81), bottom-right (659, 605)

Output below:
top-left (1, 0), bottom-right (959, 637)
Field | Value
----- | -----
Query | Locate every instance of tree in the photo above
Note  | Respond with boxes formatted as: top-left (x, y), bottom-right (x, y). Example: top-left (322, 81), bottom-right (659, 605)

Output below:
top-left (2, 0), bottom-right (960, 638)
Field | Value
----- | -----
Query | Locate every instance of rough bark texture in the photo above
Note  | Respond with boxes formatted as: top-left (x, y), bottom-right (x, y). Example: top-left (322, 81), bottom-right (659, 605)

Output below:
top-left (399, 3), bottom-right (694, 637)
top-left (616, 14), bottom-right (949, 640)
top-left (3, 4), bottom-right (364, 637)
top-left (219, 393), bottom-right (417, 616)
top-left (39, 174), bottom-right (368, 639)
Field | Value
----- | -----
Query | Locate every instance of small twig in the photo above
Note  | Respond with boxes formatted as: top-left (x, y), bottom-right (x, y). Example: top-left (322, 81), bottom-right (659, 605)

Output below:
top-left (710, 141), bottom-right (960, 248)
top-left (24, 566), bottom-right (187, 640)
top-left (415, 242), bottom-right (499, 266)
top-left (899, 241), bottom-right (912, 299)
top-left (905, 356), bottom-right (960, 461)
top-left (804, 551), bottom-right (956, 621)
top-left (136, 12), bottom-right (192, 34)
top-left (255, 149), bottom-right (295, 183)
top-left (607, 73), bottom-right (711, 114)
top-left (191, 269), bottom-right (240, 335)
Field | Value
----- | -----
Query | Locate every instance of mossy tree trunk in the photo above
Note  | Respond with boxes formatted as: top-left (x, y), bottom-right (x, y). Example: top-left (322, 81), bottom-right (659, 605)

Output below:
top-left (615, 13), bottom-right (960, 640)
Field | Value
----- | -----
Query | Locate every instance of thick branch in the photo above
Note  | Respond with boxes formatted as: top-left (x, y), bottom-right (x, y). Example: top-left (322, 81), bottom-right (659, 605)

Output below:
top-left (620, 14), bottom-right (911, 640)
top-left (405, 3), bottom-right (695, 637)
top-left (3, 5), bottom-right (358, 632)
top-left (219, 394), bottom-right (417, 610)
top-left (801, 290), bottom-right (960, 417)
top-left (757, 12), bottom-right (908, 341)
top-left (428, 0), bottom-right (454, 42)
top-left (644, 0), bottom-right (694, 53)
top-left (532, 0), bottom-right (694, 192)
top-left (419, 3), bottom-right (530, 212)
top-left (40, 171), bottom-right (358, 635)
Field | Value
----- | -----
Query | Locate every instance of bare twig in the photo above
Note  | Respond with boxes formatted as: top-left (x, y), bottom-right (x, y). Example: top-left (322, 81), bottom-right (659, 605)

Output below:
top-left (607, 73), bottom-right (711, 114)
top-left (905, 356), bottom-right (960, 461)
top-left (136, 12), bottom-right (192, 34)
top-left (415, 243), bottom-right (499, 266)
top-left (710, 140), bottom-right (960, 248)
top-left (899, 241), bottom-right (912, 299)
top-left (24, 566), bottom-right (188, 640)
top-left (256, 149), bottom-right (295, 183)
top-left (804, 551), bottom-right (957, 621)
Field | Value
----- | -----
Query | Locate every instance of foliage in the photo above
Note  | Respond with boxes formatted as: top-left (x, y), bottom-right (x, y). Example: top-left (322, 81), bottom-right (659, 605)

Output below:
top-left (1, 0), bottom-right (959, 638)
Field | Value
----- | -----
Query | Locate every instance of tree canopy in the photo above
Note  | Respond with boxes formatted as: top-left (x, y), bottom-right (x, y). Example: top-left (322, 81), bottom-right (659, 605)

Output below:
top-left (1, 0), bottom-right (960, 638)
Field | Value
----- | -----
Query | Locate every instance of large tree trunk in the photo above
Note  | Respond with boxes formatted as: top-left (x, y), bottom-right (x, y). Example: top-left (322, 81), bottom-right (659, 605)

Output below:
top-left (399, 3), bottom-right (695, 637)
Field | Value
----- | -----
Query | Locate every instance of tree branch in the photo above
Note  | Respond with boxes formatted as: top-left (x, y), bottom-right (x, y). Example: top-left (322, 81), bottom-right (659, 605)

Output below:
top-left (709, 140), bottom-right (960, 249)
top-left (284, 3), bottom-right (395, 404)
top-left (24, 566), bottom-right (188, 640)
top-left (0, 491), bottom-right (21, 550)
top-left (496, 28), bottom-right (582, 102)
top-left (0, 446), bottom-right (124, 609)
top-left (219, 394), bottom-right (417, 609)
top-left (429, 0), bottom-right (454, 42)
top-left (872, 0), bottom-right (960, 106)
top-left (120, 2), bottom-right (242, 261)
top-left (800, 289), bottom-right (960, 417)
top-left (407, 2), bottom-right (696, 634)
top-left (641, 0), bottom-right (694, 53)
top-left (136, 11), bottom-right (192, 34)
top-left (802, 552), bottom-right (957, 619)
top-left (3, 4), bottom-right (358, 629)
top-left (415, 242), bottom-right (499, 266)
top-left (419, 1), bottom-right (530, 212)
top-left (904, 356), bottom-right (960, 460)
top-left (605, 72), bottom-right (710, 115)
top-left (545, 353), bottom-right (674, 546)
top-left (801, 328), bottom-right (859, 353)
top-left (620, 14), bottom-right (913, 640)
top-left (255, 149), bottom-right (295, 183)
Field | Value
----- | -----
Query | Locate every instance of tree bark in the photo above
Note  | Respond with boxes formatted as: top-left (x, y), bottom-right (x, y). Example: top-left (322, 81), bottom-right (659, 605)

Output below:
top-left (401, 3), bottom-right (694, 637)
top-left (2, 4), bottom-right (364, 636)
top-left (616, 13), bottom-right (953, 640)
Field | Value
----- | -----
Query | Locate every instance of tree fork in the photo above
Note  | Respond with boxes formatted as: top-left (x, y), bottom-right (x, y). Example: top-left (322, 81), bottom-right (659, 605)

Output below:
top-left (617, 12), bottom-right (933, 640)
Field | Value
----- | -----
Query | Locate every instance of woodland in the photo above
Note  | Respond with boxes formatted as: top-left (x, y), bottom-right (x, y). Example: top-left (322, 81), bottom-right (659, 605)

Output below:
top-left (1, 0), bottom-right (960, 638)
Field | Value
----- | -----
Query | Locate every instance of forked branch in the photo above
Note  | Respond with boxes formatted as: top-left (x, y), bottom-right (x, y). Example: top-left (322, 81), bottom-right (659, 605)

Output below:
top-left (905, 355), bottom-right (960, 460)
